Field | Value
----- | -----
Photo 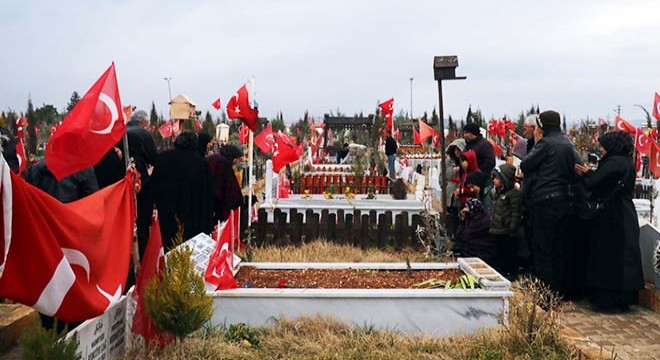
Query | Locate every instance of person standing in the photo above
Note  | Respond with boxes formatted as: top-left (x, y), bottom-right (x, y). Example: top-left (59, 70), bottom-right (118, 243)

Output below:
top-left (126, 110), bottom-right (158, 258)
top-left (462, 123), bottom-right (495, 176)
top-left (206, 144), bottom-right (244, 223)
top-left (575, 131), bottom-right (643, 312)
top-left (0, 127), bottom-right (19, 173)
top-left (336, 143), bottom-right (349, 164)
top-left (152, 131), bottom-right (213, 251)
top-left (23, 160), bottom-right (99, 203)
top-left (489, 164), bottom-right (522, 279)
top-left (520, 110), bottom-right (584, 299)
top-left (384, 130), bottom-right (398, 179)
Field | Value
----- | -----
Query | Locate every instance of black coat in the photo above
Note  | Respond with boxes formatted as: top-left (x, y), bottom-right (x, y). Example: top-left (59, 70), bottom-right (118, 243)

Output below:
top-left (385, 136), bottom-right (397, 156)
top-left (206, 154), bottom-right (243, 223)
top-left (152, 148), bottom-right (213, 250)
top-left (0, 128), bottom-right (19, 173)
top-left (464, 136), bottom-right (495, 175)
top-left (23, 160), bottom-right (98, 203)
top-left (520, 130), bottom-right (581, 204)
top-left (583, 154), bottom-right (643, 292)
top-left (456, 210), bottom-right (497, 264)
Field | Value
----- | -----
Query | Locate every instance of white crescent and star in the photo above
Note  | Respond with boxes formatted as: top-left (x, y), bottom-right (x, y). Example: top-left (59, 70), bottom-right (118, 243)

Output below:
top-left (90, 93), bottom-right (120, 135)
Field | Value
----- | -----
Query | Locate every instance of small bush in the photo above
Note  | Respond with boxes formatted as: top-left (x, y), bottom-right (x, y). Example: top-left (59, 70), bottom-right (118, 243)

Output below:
top-left (223, 323), bottom-right (261, 348)
top-left (18, 321), bottom-right (79, 360)
top-left (144, 228), bottom-right (213, 341)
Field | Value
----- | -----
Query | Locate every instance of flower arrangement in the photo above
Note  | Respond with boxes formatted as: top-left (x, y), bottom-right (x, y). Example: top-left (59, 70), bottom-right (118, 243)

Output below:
top-left (345, 186), bottom-right (356, 200)
top-left (323, 186), bottom-right (335, 199)
top-left (301, 189), bottom-right (311, 200)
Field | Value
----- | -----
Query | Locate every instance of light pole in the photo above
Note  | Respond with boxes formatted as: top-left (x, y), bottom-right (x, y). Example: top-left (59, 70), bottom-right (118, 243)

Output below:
top-left (163, 77), bottom-right (173, 101)
top-left (433, 56), bottom-right (466, 223)
top-left (409, 77), bottom-right (414, 119)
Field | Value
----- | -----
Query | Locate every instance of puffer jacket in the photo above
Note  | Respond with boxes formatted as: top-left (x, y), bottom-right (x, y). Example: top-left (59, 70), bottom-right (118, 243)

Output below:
top-left (490, 164), bottom-right (521, 235)
top-left (520, 130), bottom-right (581, 204)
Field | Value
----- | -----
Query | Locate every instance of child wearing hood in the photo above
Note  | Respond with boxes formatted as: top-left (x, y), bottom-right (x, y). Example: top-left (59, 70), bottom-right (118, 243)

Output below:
top-left (489, 163), bottom-right (521, 279)
top-left (453, 150), bottom-right (480, 207)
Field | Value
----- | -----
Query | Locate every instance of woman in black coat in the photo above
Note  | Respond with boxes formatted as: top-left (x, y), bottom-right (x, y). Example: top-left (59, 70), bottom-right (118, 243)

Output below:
top-left (575, 131), bottom-right (644, 312)
top-left (152, 131), bottom-right (213, 251)
top-left (455, 197), bottom-right (497, 265)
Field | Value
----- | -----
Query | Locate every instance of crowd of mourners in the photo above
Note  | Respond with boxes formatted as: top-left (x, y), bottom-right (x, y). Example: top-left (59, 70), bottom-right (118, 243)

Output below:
top-left (0, 108), bottom-right (646, 315)
top-left (13, 110), bottom-right (245, 259)
top-left (445, 110), bottom-right (644, 313)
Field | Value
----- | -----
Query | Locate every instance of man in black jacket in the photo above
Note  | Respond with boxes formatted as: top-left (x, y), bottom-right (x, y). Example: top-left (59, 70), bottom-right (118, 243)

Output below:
top-left (0, 127), bottom-right (20, 173)
top-left (463, 123), bottom-right (495, 175)
top-left (520, 110), bottom-right (584, 299)
top-left (384, 130), bottom-right (398, 179)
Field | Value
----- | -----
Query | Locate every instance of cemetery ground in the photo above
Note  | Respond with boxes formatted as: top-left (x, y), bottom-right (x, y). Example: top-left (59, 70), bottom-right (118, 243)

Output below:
top-left (117, 240), bottom-right (643, 360)
top-left (2, 242), bottom-right (659, 359)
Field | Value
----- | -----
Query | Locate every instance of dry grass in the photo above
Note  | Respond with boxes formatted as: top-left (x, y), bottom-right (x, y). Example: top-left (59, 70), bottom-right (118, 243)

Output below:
top-left (125, 265), bottom-right (582, 359)
top-left (242, 239), bottom-right (438, 263)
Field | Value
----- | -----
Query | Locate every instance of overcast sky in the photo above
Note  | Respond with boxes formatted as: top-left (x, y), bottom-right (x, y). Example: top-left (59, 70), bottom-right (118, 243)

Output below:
top-left (1, 0), bottom-right (659, 125)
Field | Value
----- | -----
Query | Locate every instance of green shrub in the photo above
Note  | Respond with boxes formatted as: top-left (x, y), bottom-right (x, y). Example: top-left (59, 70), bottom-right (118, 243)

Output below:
top-left (144, 230), bottom-right (213, 341)
top-left (18, 321), bottom-right (79, 360)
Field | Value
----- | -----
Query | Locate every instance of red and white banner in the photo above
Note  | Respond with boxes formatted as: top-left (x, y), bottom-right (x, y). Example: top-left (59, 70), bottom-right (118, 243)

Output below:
top-left (226, 84), bottom-right (259, 132)
top-left (131, 213), bottom-right (172, 347)
top-left (418, 119), bottom-right (438, 142)
top-left (378, 98), bottom-right (394, 130)
top-left (254, 124), bottom-right (274, 154)
top-left (205, 209), bottom-right (239, 291)
top-left (158, 121), bottom-right (173, 138)
top-left (211, 98), bottom-right (221, 111)
top-left (653, 92), bottom-right (660, 123)
top-left (635, 128), bottom-right (651, 154)
top-left (46, 63), bottom-right (126, 180)
top-left (650, 141), bottom-right (660, 177)
top-left (272, 131), bottom-right (302, 173)
top-left (615, 116), bottom-right (636, 134)
top-left (0, 159), bottom-right (135, 322)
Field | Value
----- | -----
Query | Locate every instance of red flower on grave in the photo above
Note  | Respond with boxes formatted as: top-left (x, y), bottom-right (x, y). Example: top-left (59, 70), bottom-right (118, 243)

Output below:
top-left (277, 279), bottom-right (288, 288)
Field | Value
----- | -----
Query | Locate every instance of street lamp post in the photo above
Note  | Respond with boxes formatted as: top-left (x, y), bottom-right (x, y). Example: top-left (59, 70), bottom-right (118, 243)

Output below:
top-left (409, 77), bottom-right (414, 119)
top-left (163, 77), bottom-right (173, 101)
top-left (433, 56), bottom-right (466, 223)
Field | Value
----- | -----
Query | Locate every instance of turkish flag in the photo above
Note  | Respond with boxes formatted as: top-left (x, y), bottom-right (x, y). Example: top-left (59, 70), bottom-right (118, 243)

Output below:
top-left (653, 92), bottom-right (660, 123)
top-left (0, 159), bottom-right (135, 322)
top-left (487, 120), bottom-right (498, 134)
top-left (272, 131), bottom-right (300, 173)
top-left (650, 141), bottom-right (660, 177)
top-left (635, 128), bottom-right (651, 154)
top-left (194, 119), bottom-right (203, 132)
top-left (413, 128), bottom-right (422, 144)
top-left (158, 121), bottom-right (173, 138)
top-left (15, 137), bottom-right (27, 175)
top-left (254, 124), bottom-right (274, 154)
top-left (488, 138), bottom-right (503, 157)
top-left (379, 98), bottom-right (394, 130)
top-left (238, 125), bottom-right (250, 144)
top-left (418, 119), bottom-right (437, 141)
top-left (211, 98), bottom-right (221, 110)
top-left (226, 84), bottom-right (259, 132)
top-left (131, 213), bottom-right (173, 348)
top-left (205, 211), bottom-right (238, 291)
top-left (45, 63), bottom-right (125, 180)
top-left (615, 116), bottom-right (636, 134)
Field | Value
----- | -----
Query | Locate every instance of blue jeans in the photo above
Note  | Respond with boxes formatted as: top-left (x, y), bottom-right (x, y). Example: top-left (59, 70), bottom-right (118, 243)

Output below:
top-left (387, 154), bottom-right (396, 178)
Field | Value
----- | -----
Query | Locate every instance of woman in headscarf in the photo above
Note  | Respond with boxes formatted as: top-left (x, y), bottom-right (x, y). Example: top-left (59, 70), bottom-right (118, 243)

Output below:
top-left (455, 197), bottom-right (497, 265)
top-left (575, 131), bottom-right (643, 313)
top-left (152, 131), bottom-right (213, 250)
top-left (206, 144), bottom-right (244, 223)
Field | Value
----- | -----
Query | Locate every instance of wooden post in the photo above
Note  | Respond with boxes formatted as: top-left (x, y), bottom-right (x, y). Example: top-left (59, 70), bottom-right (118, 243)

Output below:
top-left (337, 210), bottom-right (345, 244)
top-left (328, 213), bottom-right (337, 241)
top-left (360, 214), bottom-right (370, 249)
top-left (291, 210), bottom-right (302, 245)
top-left (257, 208), bottom-right (267, 245)
top-left (352, 210), bottom-right (361, 246)
top-left (345, 213), bottom-right (353, 246)
top-left (377, 214), bottom-right (387, 248)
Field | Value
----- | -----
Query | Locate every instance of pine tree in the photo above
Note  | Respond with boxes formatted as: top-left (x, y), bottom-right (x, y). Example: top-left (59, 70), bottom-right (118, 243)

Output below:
top-left (5, 111), bottom-right (17, 134)
top-left (466, 105), bottom-right (473, 124)
top-left (150, 102), bottom-right (163, 148)
top-left (431, 108), bottom-right (438, 126)
top-left (271, 112), bottom-right (285, 132)
top-left (447, 115), bottom-right (456, 143)
top-left (25, 98), bottom-right (38, 156)
top-left (144, 227), bottom-right (213, 341)
top-left (202, 111), bottom-right (215, 136)
top-left (66, 91), bottom-right (80, 113)
top-left (562, 115), bottom-right (567, 133)
top-left (536, 104), bottom-right (540, 114)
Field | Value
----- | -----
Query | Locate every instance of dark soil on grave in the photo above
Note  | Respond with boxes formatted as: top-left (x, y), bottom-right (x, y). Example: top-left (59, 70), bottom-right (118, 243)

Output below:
top-left (235, 267), bottom-right (464, 289)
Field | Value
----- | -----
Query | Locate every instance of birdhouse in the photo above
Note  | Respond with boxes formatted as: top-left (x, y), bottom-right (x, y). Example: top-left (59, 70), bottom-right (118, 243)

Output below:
top-left (169, 94), bottom-right (198, 120)
top-left (433, 56), bottom-right (466, 81)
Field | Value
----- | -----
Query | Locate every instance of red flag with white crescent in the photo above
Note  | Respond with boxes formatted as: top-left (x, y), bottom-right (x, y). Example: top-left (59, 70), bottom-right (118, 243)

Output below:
top-left (131, 213), bottom-right (173, 348)
top-left (158, 121), bottom-right (173, 138)
top-left (15, 137), bottom-right (27, 175)
top-left (254, 124), bottom-right (274, 154)
top-left (226, 84), bottom-right (259, 132)
top-left (0, 159), bottom-right (135, 322)
top-left (650, 141), bottom-right (660, 177)
top-left (635, 128), bottom-right (651, 154)
top-left (205, 211), bottom-right (238, 291)
top-left (615, 116), bottom-right (636, 134)
top-left (45, 63), bottom-right (126, 180)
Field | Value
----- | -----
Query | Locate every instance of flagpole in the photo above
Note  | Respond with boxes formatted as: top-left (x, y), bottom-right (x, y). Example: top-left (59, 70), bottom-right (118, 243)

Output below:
top-left (247, 77), bottom-right (256, 247)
